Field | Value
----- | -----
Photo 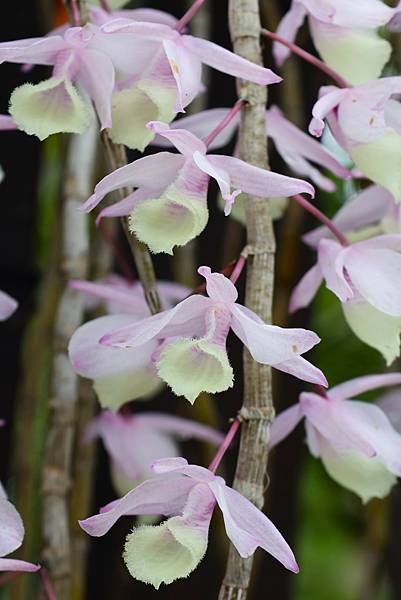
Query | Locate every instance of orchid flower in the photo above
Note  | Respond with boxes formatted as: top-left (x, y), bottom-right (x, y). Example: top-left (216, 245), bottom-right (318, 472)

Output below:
top-left (79, 457), bottom-right (298, 588)
top-left (270, 373), bottom-right (401, 502)
top-left (0, 482), bottom-right (40, 573)
top-left (303, 185), bottom-right (401, 248)
top-left (82, 121), bottom-right (315, 254)
top-left (0, 290), bottom-right (18, 321)
top-left (68, 276), bottom-right (189, 410)
top-left (86, 410), bottom-right (224, 496)
top-left (290, 234), bottom-right (401, 364)
top-left (99, 266), bottom-right (326, 404)
top-left (0, 22), bottom-right (161, 140)
top-left (273, 0), bottom-right (401, 85)
top-left (309, 78), bottom-right (401, 201)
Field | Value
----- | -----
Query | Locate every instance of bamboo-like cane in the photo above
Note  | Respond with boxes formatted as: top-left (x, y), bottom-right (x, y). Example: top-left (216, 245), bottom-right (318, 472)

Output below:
top-left (218, 1), bottom-right (276, 598)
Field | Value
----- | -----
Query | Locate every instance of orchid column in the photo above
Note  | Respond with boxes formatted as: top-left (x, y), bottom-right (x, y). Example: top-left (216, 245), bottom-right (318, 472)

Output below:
top-left (219, 0), bottom-right (275, 597)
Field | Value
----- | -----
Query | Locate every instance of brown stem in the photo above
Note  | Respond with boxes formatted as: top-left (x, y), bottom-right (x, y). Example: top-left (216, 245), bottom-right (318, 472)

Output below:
top-left (218, 1), bottom-right (276, 599)
top-left (100, 132), bottom-right (162, 315)
top-left (41, 123), bottom-right (98, 600)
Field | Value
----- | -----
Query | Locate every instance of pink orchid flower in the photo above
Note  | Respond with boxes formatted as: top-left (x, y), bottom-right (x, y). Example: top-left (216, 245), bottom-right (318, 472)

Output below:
top-left (274, 0), bottom-right (401, 85)
top-left (270, 373), bottom-right (401, 502)
top-left (151, 106), bottom-right (352, 193)
top-left (0, 482), bottom-right (40, 573)
top-left (68, 276), bottom-right (189, 410)
top-left (99, 266), bottom-right (326, 403)
top-left (86, 409), bottom-right (224, 496)
top-left (0, 290), bottom-right (18, 321)
top-left (0, 22), bottom-right (161, 140)
top-left (290, 234), bottom-right (401, 364)
top-left (303, 184), bottom-right (400, 248)
top-left (309, 78), bottom-right (401, 200)
top-left (79, 457), bottom-right (298, 588)
top-left (82, 121), bottom-right (315, 254)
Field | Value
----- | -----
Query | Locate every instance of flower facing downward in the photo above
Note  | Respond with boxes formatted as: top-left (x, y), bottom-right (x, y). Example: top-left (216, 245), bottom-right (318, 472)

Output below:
top-left (270, 373), bottom-right (401, 502)
top-left (85, 410), bottom-right (224, 496)
top-left (82, 121), bottom-right (315, 254)
top-left (99, 266), bottom-right (326, 403)
top-left (79, 457), bottom-right (299, 588)
top-left (290, 234), bottom-right (401, 363)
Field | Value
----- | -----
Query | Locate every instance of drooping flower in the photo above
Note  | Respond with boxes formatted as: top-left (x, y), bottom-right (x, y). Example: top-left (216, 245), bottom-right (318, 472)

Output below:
top-left (273, 0), bottom-right (401, 85)
top-left (82, 121), bottom-right (315, 254)
top-left (290, 234), bottom-right (401, 364)
top-left (309, 78), bottom-right (401, 200)
top-left (99, 266), bottom-right (326, 404)
top-left (68, 276), bottom-right (189, 410)
top-left (79, 457), bottom-right (299, 588)
top-left (270, 373), bottom-right (401, 502)
top-left (303, 184), bottom-right (400, 248)
top-left (86, 410), bottom-right (224, 496)
top-left (0, 290), bottom-right (18, 321)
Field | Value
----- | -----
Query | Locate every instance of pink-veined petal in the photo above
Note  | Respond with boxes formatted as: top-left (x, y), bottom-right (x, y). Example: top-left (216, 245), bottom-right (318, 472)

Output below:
top-left (329, 373), bottom-right (401, 401)
top-left (79, 476), bottom-right (196, 537)
top-left (182, 35), bottom-right (282, 86)
top-left (150, 459), bottom-right (216, 482)
top-left (273, 1), bottom-right (307, 66)
top-left (289, 264), bottom-right (322, 313)
top-left (100, 295), bottom-right (210, 348)
top-left (147, 121), bottom-right (206, 156)
top-left (81, 152), bottom-right (184, 212)
top-left (269, 404), bottom-right (304, 448)
top-left (193, 152), bottom-right (241, 215)
top-left (230, 303), bottom-right (320, 365)
top-left (205, 154), bottom-right (315, 199)
top-left (0, 115), bottom-right (17, 130)
top-left (0, 559), bottom-right (40, 573)
top-left (197, 266), bottom-right (238, 304)
top-left (209, 481), bottom-right (299, 572)
top-left (96, 188), bottom-right (162, 223)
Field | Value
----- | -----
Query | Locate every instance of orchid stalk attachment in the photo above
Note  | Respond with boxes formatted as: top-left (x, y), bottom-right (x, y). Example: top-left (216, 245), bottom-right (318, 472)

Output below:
top-left (292, 194), bottom-right (349, 247)
top-left (204, 100), bottom-right (245, 148)
top-left (100, 0), bottom-right (110, 12)
top-left (209, 418), bottom-right (242, 473)
top-left (229, 252), bottom-right (248, 285)
top-left (175, 0), bottom-right (206, 33)
top-left (261, 29), bottom-right (349, 89)
top-left (69, 0), bottom-right (81, 26)
top-left (40, 569), bottom-right (58, 600)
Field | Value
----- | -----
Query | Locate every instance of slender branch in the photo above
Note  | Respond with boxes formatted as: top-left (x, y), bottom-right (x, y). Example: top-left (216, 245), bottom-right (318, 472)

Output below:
top-left (41, 123), bottom-right (98, 600)
top-left (175, 0), bottom-right (206, 32)
top-left (209, 418), bottom-right (241, 473)
top-left (291, 194), bottom-right (349, 246)
top-left (219, 1), bottom-right (276, 598)
top-left (204, 99), bottom-right (244, 147)
top-left (261, 29), bottom-right (349, 88)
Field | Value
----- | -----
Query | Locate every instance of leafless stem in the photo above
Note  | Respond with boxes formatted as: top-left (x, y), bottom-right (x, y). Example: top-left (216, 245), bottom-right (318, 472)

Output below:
top-left (218, 1), bottom-right (276, 599)
top-left (41, 123), bottom-right (98, 600)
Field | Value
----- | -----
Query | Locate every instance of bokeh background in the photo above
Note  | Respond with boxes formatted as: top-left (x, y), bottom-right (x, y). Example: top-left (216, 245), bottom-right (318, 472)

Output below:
top-left (1, 1), bottom-right (401, 599)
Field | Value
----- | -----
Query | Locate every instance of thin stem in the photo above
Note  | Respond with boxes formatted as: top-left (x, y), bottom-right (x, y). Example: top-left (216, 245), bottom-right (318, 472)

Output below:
top-left (292, 194), bottom-right (349, 246)
top-left (41, 569), bottom-right (58, 600)
top-left (100, 0), bottom-right (110, 11)
top-left (175, 0), bottom-right (206, 32)
top-left (261, 29), bottom-right (349, 89)
top-left (230, 254), bottom-right (247, 285)
top-left (97, 221), bottom-right (135, 282)
top-left (204, 99), bottom-right (244, 148)
top-left (209, 418), bottom-right (241, 473)
top-left (70, 0), bottom-right (81, 26)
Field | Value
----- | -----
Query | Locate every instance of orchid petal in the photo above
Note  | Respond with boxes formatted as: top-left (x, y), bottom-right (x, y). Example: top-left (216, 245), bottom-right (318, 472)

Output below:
top-left (0, 499), bottom-right (24, 556)
top-left (147, 121), bottom-right (206, 156)
top-left (309, 87), bottom-right (348, 137)
top-left (0, 35), bottom-right (67, 65)
top-left (193, 152), bottom-right (241, 214)
top-left (197, 266), bottom-right (238, 304)
top-left (289, 264), bottom-right (322, 313)
top-left (329, 373), bottom-right (401, 401)
top-left (209, 481), bottom-right (298, 572)
top-left (269, 404), bottom-right (304, 449)
top-left (0, 290), bottom-right (18, 321)
top-left (273, 1), bottom-right (307, 66)
top-left (318, 239), bottom-right (352, 302)
top-left (377, 389), bottom-right (401, 432)
top-left (76, 49), bottom-right (114, 129)
top-left (275, 356), bottom-right (328, 387)
top-left (0, 559), bottom-right (40, 573)
top-left (162, 38), bottom-right (202, 112)
top-left (134, 413), bottom-right (224, 446)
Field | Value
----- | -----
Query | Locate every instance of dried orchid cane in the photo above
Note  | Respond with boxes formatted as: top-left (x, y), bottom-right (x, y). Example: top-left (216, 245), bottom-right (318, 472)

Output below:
top-left (219, 0), bottom-right (276, 597)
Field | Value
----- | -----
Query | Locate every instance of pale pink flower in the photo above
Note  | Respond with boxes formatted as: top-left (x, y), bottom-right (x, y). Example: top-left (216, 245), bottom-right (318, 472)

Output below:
top-left (82, 121), bottom-right (315, 254)
top-left (274, 0), bottom-right (401, 85)
top-left (303, 185), bottom-right (400, 248)
top-left (270, 373), bottom-right (401, 502)
top-left (68, 276), bottom-right (189, 410)
top-left (99, 266), bottom-right (326, 403)
top-left (79, 457), bottom-right (298, 588)
top-left (309, 78), bottom-right (401, 200)
top-left (86, 410), bottom-right (224, 496)
top-left (0, 290), bottom-right (18, 321)
top-left (290, 234), bottom-right (401, 363)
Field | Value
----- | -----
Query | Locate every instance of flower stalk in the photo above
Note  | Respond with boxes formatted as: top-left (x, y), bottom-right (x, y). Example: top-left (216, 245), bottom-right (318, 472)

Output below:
top-left (204, 99), bottom-right (245, 148)
top-left (209, 418), bottom-right (242, 473)
top-left (176, 0), bottom-right (206, 33)
top-left (292, 194), bottom-right (349, 246)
